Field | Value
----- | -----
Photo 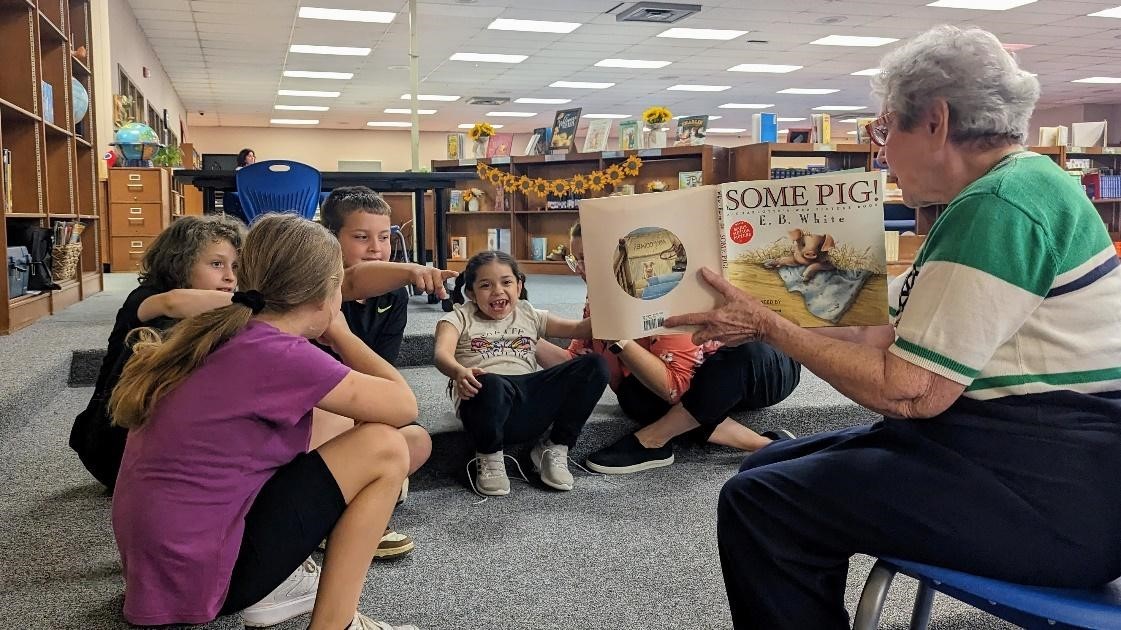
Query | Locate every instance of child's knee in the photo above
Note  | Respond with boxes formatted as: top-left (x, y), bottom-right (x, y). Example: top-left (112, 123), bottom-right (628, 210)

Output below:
top-left (354, 422), bottom-right (410, 477)
top-left (574, 352), bottom-right (610, 386)
top-left (399, 424), bottom-right (433, 471)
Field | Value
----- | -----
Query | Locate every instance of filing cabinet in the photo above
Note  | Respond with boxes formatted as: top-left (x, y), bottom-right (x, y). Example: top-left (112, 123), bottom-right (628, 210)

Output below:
top-left (107, 168), bottom-right (172, 271)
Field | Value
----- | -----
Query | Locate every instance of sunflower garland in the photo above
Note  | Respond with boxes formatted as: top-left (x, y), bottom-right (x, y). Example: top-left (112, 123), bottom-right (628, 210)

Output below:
top-left (473, 157), bottom-right (645, 199)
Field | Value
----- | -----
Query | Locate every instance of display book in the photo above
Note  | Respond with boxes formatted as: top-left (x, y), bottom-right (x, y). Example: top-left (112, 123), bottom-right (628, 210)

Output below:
top-left (578, 169), bottom-right (889, 340)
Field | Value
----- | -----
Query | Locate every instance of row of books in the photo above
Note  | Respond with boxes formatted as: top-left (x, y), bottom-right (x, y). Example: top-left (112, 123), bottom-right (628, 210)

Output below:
top-left (752, 113), bottom-right (853, 144)
top-left (449, 234), bottom-right (555, 261)
top-left (770, 166), bottom-right (831, 179)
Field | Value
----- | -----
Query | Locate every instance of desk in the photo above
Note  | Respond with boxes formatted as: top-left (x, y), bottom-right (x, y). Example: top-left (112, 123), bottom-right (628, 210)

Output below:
top-left (173, 170), bottom-right (475, 276)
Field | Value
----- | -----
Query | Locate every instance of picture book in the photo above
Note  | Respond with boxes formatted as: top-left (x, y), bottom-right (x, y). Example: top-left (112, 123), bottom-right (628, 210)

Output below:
top-left (550, 108), bottom-right (582, 153)
top-left (583, 119), bottom-right (612, 153)
top-left (524, 127), bottom-right (550, 156)
top-left (446, 133), bottom-right (466, 160)
top-left (812, 114), bottom-right (831, 143)
top-left (678, 171), bottom-right (703, 189)
top-left (486, 133), bottom-right (514, 158)
top-left (531, 237), bottom-right (548, 261)
top-left (618, 120), bottom-right (642, 151)
top-left (450, 236), bottom-right (467, 260)
top-left (674, 115), bottom-right (709, 146)
top-left (449, 189), bottom-right (464, 213)
top-left (578, 170), bottom-right (888, 340)
top-left (752, 113), bottom-right (778, 143)
top-left (41, 82), bottom-right (54, 125)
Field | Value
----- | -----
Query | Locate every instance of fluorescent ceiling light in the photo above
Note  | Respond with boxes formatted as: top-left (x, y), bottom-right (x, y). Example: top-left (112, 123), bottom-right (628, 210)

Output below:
top-left (778, 129), bottom-right (789, 133)
top-left (813, 105), bottom-right (866, 111)
top-left (283, 70), bottom-right (353, 80)
top-left (847, 130), bottom-right (859, 135)
top-left (487, 18), bottom-right (581, 33)
top-left (486, 111), bottom-right (538, 117)
top-left (367, 121), bottom-right (412, 127)
top-left (278, 89), bottom-right (339, 98)
top-left (811, 35), bottom-right (898, 47)
top-left (275, 105), bottom-right (329, 111)
top-left (399, 94), bottom-right (461, 101)
top-left (549, 81), bottom-right (614, 89)
top-left (1089, 6), bottom-right (1121, 17)
top-left (1072, 76), bottom-right (1121, 83)
top-left (290, 44), bottom-right (371, 56)
top-left (657, 27), bottom-right (746, 40)
top-left (927, 0), bottom-right (1036, 9)
top-left (707, 128), bottom-right (747, 133)
top-left (667, 84), bottom-right (731, 92)
top-left (727, 64), bottom-right (802, 73)
top-left (595, 58), bottom-right (671, 69)
top-left (515, 97), bottom-right (572, 104)
top-left (674, 114), bottom-right (721, 120)
top-left (583, 114), bottom-right (631, 119)
top-left (271, 119), bottom-right (319, 125)
top-left (777, 117), bottom-right (806, 122)
top-left (299, 7), bottom-right (394, 22)
top-left (384, 108), bottom-right (436, 114)
top-left (778, 88), bottom-right (839, 95)
top-left (851, 68), bottom-right (880, 76)
top-left (458, 123), bottom-right (504, 129)
top-left (719, 103), bottom-right (774, 109)
top-left (449, 52), bottom-right (528, 63)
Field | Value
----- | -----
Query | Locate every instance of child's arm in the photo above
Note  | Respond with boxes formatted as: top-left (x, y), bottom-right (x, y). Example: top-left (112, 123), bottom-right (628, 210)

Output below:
top-left (543, 313), bottom-right (593, 340)
top-left (435, 320), bottom-right (484, 399)
top-left (536, 338), bottom-right (577, 370)
top-left (341, 261), bottom-right (458, 302)
top-left (608, 339), bottom-right (682, 402)
top-left (137, 289), bottom-right (233, 323)
top-left (316, 314), bottom-right (418, 427)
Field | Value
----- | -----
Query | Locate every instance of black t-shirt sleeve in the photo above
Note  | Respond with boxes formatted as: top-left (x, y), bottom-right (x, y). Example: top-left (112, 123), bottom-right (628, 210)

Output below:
top-left (369, 288), bottom-right (408, 366)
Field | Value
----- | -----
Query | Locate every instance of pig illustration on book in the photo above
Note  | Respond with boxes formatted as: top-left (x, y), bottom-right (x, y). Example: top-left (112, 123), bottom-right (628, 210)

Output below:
top-left (764, 229), bottom-right (837, 282)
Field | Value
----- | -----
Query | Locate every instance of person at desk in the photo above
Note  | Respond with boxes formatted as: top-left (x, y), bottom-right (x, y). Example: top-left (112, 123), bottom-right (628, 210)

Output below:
top-left (236, 148), bottom-right (256, 169)
top-left (224, 148), bottom-right (255, 223)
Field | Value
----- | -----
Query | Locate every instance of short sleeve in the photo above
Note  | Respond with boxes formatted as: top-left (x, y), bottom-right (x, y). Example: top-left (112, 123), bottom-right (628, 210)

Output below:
top-left (249, 333), bottom-right (351, 427)
top-left (532, 307), bottom-right (550, 337)
top-left (121, 286), bottom-right (166, 329)
top-left (645, 334), bottom-right (704, 403)
top-left (438, 304), bottom-right (470, 334)
top-left (889, 193), bottom-right (1055, 385)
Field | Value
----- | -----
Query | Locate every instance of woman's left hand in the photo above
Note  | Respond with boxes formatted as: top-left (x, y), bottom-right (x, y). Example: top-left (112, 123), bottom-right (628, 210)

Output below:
top-left (664, 267), bottom-right (779, 346)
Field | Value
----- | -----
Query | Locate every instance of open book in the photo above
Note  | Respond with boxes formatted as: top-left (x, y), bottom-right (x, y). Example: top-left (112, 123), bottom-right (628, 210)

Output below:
top-left (578, 170), bottom-right (889, 340)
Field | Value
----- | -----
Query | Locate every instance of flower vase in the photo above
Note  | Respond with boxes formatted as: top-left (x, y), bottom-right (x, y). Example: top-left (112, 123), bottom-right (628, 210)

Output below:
top-left (645, 124), bottom-right (668, 149)
top-left (467, 198), bottom-right (480, 212)
top-left (473, 137), bottom-right (489, 159)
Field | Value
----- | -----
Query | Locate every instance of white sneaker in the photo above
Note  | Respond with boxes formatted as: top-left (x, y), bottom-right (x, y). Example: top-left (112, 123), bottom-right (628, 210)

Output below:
top-left (397, 477), bottom-right (409, 505)
top-left (241, 558), bottom-right (319, 627)
top-left (530, 440), bottom-right (574, 491)
top-left (348, 611), bottom-right (420, 630)
top-left (472, 451), bottom-right (510, 496)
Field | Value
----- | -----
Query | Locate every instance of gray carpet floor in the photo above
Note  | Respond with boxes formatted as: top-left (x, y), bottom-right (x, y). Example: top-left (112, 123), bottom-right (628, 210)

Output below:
top-left (0, 273), bottom-right (1016, 629)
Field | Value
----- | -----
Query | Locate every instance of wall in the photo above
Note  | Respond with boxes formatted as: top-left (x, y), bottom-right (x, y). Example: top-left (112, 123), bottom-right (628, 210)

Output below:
top-left (1030, 104), bottom-right (1121, 146)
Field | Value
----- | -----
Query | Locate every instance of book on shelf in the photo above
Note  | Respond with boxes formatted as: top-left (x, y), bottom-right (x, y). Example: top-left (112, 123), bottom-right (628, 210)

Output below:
top-left (582, 119), bottom-right (612, 153)
top-left (2, 148), bottom-right (12, 213)
top-left (674, 115), bottom-right (709, 146)
top-left (41, 82), bottom-right (55, 125)
top-left (855, 117), bottom-right (875, 144)
top-left (1071, 121), bottom-right (1107, 148)
top-left (549, 108), bottom-right (582, 153)
top-left (812, 114), bottom-right (831, 143)
top-left (618, 120), bottom-right (642, 150)
top-left (578, 170), bottom-right (888, 340)
top-left (486, 228), bottom-right (513, 254)
top-left (531, 237), bottom-right (548, 261)
top-left (752, 113), bottom-right (778, 143)
top-left (524, 127), bottom-right (550, 156)
top-left (446, 133), bottom-right (466, 160)
top-left (450, 236), bottom-right (467, 260)
top-left (449, 189), bottom-right (464, 213)
top-left (678, 170), bottom-right (703, 189)
top-left (486, 133), bottom-right (514, 158)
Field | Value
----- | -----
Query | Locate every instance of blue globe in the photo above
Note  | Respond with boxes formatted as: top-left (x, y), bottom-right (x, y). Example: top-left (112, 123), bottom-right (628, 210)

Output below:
top-left (113, 122), bottom-right (160, 161)
top-left (72, 77), bottom-right (89, 123)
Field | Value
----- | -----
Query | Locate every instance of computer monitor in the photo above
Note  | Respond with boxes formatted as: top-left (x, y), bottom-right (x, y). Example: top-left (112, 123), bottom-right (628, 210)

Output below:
top-left (201, 153), bottom-right (239, 171)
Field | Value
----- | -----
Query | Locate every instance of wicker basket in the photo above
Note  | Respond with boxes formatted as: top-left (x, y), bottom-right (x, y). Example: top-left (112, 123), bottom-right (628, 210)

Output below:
top-left (51, 243), bottom-right (82, 282)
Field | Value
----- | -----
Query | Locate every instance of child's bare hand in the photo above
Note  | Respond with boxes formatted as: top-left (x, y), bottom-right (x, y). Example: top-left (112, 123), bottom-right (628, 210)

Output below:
top-left (316, 310), bottom-right (350, 349)
top-left (409, 264), bottom-right (458, 299)
top-left (455, 366), bottom-right (486, 399)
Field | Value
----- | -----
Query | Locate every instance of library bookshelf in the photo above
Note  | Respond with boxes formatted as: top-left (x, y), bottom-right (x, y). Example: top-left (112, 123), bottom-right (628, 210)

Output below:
top-left (0, 0), bottom-right (102, 334)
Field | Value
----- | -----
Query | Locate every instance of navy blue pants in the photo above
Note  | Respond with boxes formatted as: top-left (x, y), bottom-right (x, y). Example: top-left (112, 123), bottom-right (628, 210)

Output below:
top-left (718, 399), bottom-right (1121, 630)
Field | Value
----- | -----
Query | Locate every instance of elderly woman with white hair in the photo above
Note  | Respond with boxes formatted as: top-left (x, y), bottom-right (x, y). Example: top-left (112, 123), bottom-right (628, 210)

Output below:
top-left (666, 25), bottom-right (1121, 629)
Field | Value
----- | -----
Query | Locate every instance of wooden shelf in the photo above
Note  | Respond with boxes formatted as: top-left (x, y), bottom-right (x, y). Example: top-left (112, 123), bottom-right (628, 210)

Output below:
top-left (1092, 198), bottom-right (1121, 204)
top-left (9, 291), bottom-right (48, 307)
top-left (75, 136), bottom-right (91, 148)
top-left (50, 213), bottom-right (77, 218)
top-left (78, 213), bottom-right (98, 219)
top-left (37, 12), bottom-right (66, 42)
top-left (514, 209), bottom-right (580, 214)
top-left (0, 97), bottom-right (41, 121)
top-left (3, 212), bottom-right (46, 219)
top-left (44, 120), bottom-right (71, 137)
top-left (70, 55), bottom-right (90, 76)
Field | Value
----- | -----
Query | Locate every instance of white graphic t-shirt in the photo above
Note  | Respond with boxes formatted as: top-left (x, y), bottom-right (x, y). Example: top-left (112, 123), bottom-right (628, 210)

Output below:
top-left (440, 300), bottom-right (549, 377)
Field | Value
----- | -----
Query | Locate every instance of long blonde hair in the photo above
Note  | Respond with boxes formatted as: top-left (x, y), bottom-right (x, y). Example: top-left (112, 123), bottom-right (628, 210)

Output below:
top-left (110, 213), bottom-right (344, 429)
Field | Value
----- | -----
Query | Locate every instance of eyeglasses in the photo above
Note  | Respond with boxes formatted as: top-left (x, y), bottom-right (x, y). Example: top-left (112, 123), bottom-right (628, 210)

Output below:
top-left (865, 112), bottom-right (895, 147)
top-left (564, 254), bottom-right (584, 274)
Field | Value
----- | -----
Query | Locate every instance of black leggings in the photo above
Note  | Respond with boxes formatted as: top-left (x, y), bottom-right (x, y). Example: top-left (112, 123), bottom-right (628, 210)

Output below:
top-left (458, 354), bottom-right (610, 453)
top-left (617, 342), bottom-right (801, 441)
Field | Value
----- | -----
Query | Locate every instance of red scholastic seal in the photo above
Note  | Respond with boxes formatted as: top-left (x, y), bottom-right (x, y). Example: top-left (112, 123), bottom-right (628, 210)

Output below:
top-left (729, 221), bottom-right (754, 245)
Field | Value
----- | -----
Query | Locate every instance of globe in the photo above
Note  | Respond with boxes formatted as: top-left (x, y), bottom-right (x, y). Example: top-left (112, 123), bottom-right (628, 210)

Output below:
top-left (113, 122), bottom-right (160, 161)
top-left (71, 77), bottom-right (89, 123)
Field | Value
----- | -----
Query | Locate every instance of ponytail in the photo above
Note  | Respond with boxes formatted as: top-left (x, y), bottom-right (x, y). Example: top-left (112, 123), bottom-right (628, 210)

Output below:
top-left (451, 250), bottom-right (528, 306)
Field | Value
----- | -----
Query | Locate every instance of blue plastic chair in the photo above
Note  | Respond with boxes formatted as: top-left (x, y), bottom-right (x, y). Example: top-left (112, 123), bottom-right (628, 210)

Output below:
top-left (235, 160), bottom-right (322, 223)
top-left (853, 557), bottom-right (1121, 630)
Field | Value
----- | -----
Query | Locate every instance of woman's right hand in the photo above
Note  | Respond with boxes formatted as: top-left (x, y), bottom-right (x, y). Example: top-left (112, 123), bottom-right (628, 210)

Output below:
top-left (455, 366), bottom-right (486, 399)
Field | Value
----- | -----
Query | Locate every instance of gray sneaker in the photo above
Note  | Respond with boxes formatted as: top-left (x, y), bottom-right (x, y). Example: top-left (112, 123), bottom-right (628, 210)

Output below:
top-left (348, 611), bottom-right (419, 630)
top-left (473, 451), bottom-right (510, 496)
top-left (531, 440), bottom-right (574, 491)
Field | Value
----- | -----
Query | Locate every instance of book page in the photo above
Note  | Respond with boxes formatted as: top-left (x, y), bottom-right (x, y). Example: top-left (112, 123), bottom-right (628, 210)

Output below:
top-left (579, 186), bottom-right (723, 340)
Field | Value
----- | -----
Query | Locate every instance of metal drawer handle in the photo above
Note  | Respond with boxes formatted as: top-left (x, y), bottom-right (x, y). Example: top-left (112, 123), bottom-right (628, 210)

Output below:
top-left (128, 184), bottom-right (143, 191)
top-left (130, 240), bottom-right (143, 248)
top-left (128, 173), bottom-right (141, 181)
top-left (129, 207), bottom-right (142, 214)
top-left (127, 218), bottom-right (143, 224)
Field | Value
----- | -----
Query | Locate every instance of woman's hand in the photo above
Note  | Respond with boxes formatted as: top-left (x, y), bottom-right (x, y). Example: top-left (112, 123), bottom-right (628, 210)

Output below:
top-left (455, 366), bottom-right (486, 400)
top-left (664, 267), bottom-right (781, 346)
top-left (408, 264), bottom-right (458, 299)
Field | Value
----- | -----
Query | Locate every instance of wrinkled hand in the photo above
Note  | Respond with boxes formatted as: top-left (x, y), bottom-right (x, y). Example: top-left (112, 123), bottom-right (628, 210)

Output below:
top-left (455, 366), bottom-right (486, 400)
top-left (663, 267), bottom-right (778, 346)
top-left (409, 264), bottom-right (458, 299)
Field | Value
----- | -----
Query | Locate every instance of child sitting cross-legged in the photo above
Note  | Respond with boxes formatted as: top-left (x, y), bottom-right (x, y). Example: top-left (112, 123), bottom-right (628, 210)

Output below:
top-left (434, 250), bottom-right (609, 496)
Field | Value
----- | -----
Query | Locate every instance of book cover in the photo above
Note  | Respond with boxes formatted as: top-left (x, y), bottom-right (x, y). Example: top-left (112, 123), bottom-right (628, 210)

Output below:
top-left (618, 120), bottom-right (642, 151)
top-left (41, 82), bottom-right (54, 125)
top-left (855, 117), bottom-right (875, 144)
top-left (550, 108), bottom-right (582, 153)
top-left (678, 171), bottom-right (703, 189)
top-left (449, 189), bottom-right (464, 213)
top-left (1071, 121), bottom-right (1107, 147)
top-left (531, 237), bottom-right (548, 261)
top-left (578, 170), bottom-right (887, 339)
top-left (446, 133), bottom-right (466, 160)
top-left (497, 228), bottom-right (512, 255)
top-left (674, 115), bottom-right (709, 146)
top-left (2, 148), bottom-right (12, 213)
top-left (487, 228), bottom-right (498, 251)
top-left (752, 113), bottom-right (777, 143)
top-left (583, 119), bottom-right (612, 153)
top-left (787, 127), bottom-right (812, 144)
top-left (486, 133), bottom-right (514, 158)
top-left (812, 114), bottom-right (831, 143)
top-left (450, 236), bottom-right (467, 260)
top-left (523, 131), bottom-right (542, 156)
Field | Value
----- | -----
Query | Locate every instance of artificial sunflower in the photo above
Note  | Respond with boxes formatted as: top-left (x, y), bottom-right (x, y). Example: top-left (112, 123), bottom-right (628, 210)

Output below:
top-left (642, 106), bottom-right (672, 125)
top-left (485, 168), bottom-right (505, 187)
top-left (549, 179), bottom-right (570, 196)
top-left (570, 173), bottom-right (589, 194)
top-left (517, 177), bottom-right (534, 194)
top-left (531, 178), bottom-right (551, 198)
top-left (468, 122), bottom-right (495, 141)
top-left (587, 171), bottom-right (607, 192)
top-left (501, 173), bottom-right (520, 190)
top-left (622, 154), bottom-right (643, 176)
top-left (605, 164), bottom-right (626, 185)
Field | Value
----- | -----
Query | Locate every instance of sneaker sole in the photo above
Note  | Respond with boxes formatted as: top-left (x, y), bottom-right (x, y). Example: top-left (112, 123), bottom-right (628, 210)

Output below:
top-left (374, 539), bottom-right (416, 559)
top-left (478, 487), bottom-right (509, 496)
top-left (586, 454), bottom-right (674, 475)
top-left (538, 475), bottom-right (573, 491)
top-left (242, 593), bottom-right (317, 627)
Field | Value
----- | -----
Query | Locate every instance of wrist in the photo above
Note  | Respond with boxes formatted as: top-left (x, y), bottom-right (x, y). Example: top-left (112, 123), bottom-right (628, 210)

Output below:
top-left (609, 339), bottom-right (631, 354)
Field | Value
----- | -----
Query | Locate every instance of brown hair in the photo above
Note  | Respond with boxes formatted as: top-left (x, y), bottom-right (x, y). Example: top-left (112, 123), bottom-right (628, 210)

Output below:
top-left (111, 214), bottom-right (343, 429)
top-left (449, 250), bottom-right (528, 305)
top-left (319, 186), bottom-right (391, 235)
top-left (139, 215), bottom-right (245, 291)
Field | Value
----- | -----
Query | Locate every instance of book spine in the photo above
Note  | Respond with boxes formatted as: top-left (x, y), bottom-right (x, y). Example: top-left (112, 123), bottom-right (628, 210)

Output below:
top-left (714, 187), bottom-right (730, 275)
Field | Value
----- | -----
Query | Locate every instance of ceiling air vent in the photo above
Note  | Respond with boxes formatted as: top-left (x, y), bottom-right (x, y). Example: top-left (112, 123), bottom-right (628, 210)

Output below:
top-left (616, 2), bottom-right (701, 24)
top-left (466, 96), bottom-right (510, 106)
